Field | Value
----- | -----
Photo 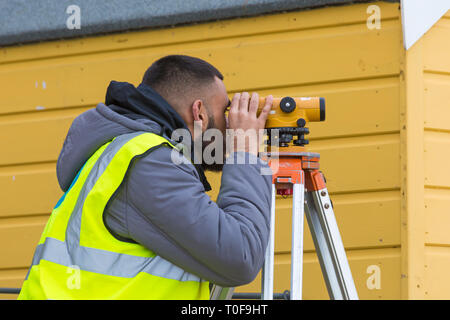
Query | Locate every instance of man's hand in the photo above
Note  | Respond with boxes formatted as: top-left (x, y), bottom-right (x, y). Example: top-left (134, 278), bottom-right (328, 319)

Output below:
top-left (227, 92), bottom-right (273, 155)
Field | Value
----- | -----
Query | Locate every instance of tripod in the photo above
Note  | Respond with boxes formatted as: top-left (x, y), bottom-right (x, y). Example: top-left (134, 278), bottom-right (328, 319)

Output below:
top-left (211, 146), bottom-right (358, 300)
top-left (261, 149), bottom-right (358, 300)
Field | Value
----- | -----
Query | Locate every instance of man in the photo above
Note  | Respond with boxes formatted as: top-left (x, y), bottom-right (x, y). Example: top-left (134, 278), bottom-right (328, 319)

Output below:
top-left (18, 55), bottom-right (273, 300)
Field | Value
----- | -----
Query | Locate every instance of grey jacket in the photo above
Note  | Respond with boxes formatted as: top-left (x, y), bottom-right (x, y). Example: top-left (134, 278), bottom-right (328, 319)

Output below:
top-left (57, 101), bottom-right (272, 288)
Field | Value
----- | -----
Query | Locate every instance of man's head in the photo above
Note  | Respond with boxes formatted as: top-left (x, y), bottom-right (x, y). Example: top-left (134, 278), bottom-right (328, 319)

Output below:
top-left (141, 55), bottom-right (230, 171)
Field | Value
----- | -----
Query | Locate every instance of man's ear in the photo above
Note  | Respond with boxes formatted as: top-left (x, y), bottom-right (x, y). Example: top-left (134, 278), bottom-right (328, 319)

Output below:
top-left (192, 99), bottom-right (209, 132)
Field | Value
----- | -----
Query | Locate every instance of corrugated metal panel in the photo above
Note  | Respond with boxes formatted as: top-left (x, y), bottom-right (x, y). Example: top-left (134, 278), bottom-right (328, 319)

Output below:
top-left (0, 1), bottom-right (402, 299)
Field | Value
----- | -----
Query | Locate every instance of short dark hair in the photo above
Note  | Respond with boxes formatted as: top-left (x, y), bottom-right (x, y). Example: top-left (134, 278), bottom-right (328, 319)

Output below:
top-left (142, 55), bottom-right (223, 100)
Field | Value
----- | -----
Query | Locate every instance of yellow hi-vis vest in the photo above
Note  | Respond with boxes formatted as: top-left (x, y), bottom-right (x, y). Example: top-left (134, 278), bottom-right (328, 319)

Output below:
top-left (18, 131), bottom-right (210, 300)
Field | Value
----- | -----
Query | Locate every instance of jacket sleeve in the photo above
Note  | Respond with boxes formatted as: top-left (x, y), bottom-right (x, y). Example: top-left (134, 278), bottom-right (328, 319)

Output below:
top-left (111, 145), bottom-right (272, 287)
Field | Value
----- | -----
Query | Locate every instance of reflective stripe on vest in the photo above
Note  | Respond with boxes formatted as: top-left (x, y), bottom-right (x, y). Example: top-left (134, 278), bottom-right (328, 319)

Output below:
top-left (18, 132), bottom-right (209, 300)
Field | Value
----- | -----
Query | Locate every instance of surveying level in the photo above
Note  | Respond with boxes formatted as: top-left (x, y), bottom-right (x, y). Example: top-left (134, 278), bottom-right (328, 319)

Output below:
top-left (258, 96), bottom-right (325, 129)
top-left (258, 96), bottom-right (325, 148)
top-left (211, 96), bottom-right (359, 300)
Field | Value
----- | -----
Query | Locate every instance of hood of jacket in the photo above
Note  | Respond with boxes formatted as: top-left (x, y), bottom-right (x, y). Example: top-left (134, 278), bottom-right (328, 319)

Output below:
top-left (56, 81), bottom-right (211, 192)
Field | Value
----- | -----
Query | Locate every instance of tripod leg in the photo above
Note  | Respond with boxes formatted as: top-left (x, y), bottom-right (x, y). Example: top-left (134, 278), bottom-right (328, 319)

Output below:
top-left (291, 182), bottom-right (305, 300)
top-left (261, 184), bottom-right (276, 300)
top-left (304, 171), bottom-right (358, 300)
top-left (209, 285), bottom-right (235, 300)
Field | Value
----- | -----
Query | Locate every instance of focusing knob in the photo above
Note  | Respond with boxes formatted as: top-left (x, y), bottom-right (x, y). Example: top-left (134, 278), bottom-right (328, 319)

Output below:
top-left (280, 97), bottom-right (296, 113)
top-left (297, 118), bottom-right (306, 128)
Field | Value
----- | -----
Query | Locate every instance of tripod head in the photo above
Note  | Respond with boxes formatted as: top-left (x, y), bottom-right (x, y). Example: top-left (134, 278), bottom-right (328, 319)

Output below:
top-left (258, 96), bottom-right (326, 149)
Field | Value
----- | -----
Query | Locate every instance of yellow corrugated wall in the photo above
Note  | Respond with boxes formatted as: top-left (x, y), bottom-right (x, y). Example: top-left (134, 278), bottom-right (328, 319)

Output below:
top-left (1, 1), bottom-right (444, 300)
top-left (402, 10), bottom-right (450, 299)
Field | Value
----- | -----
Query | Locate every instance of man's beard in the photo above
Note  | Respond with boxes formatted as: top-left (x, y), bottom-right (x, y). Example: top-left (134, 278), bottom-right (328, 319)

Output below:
top-left (197, 115), bottom-right (226, 172)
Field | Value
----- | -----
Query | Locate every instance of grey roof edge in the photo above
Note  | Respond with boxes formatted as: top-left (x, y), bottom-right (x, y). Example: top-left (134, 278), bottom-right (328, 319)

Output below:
top-left (0, 0), bottom-right (399, 47)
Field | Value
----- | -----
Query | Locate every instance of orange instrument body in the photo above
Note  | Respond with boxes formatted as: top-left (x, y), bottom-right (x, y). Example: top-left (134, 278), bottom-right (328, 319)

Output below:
top-left (258, 96), bottom-right (325, 128)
